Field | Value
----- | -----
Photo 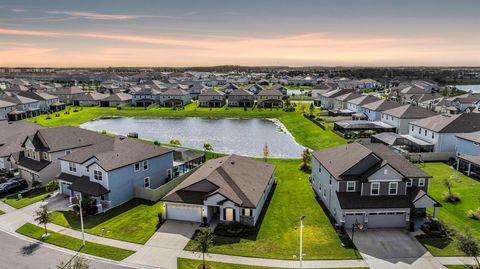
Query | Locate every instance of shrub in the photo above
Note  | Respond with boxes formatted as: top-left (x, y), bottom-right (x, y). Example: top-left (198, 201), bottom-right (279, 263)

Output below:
top-left (421, 220), bottom-right (456, 238)
top-left (45, 116), bottom-right (52, 120)
top-left (153, 140), bottom-right (160, 145)
top-left (468, 208), bottom-right (480, 220)
top-left (214, 222), bottom-right (254, 238)
top-left (442, 192), bottom-right (461, 203)
top-left (116, 106), bottom-right (122, 110)
top-left (101, 130), bottom-right (107, 134)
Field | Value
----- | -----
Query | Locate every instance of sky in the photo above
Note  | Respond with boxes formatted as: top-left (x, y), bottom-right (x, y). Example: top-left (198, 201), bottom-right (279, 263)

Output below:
top-left (0, 0), bottom-right (479, 67)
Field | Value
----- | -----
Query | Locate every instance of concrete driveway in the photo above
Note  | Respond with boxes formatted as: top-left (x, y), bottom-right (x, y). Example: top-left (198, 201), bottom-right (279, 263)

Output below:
top-left (349, 229), bottom-right (445, 269)
top-left (123, 220), bottom-right (199, 269)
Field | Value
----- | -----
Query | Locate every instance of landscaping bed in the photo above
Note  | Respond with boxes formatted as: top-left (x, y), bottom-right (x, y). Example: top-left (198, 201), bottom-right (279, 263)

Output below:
top-left (1, 187), bottom-right (50, 209)
top-left (16, 223), bottom-right (134, 261)
top-left (185, 159), bottom-right (360, 260)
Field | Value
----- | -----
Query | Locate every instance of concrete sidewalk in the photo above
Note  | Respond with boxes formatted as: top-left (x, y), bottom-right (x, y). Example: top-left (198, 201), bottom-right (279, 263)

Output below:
top-left (179, 251), bottom-right (368, 268)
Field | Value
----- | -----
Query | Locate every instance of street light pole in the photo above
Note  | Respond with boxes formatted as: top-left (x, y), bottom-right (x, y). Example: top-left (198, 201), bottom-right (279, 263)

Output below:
top-left (76, 194), bottom-right (85, 246)
top-left (299, 215), bottom-right (306, 269)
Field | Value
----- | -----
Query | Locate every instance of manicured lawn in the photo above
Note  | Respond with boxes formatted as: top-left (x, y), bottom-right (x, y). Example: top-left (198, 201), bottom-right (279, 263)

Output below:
top-left (446, 266), bottom-right (476, 269)
top-left (1, 187), bottom-right (50, 209)
top-left (416, 235), bottom-right (463, 257)
top-left (16, 223), bottom-right (134, 261)
top-left (50, 199), bottom-right (162, 244)
top-left (185, 159), bottom-right (360, 260)
top-left (0, 210), bottom-right (4, 215)
top-left (417, 162), bottom-right (480, 256)
top-left (26, 105), bottom-right (346, 151)
top-left (178, 258), bottom-right (366, 269)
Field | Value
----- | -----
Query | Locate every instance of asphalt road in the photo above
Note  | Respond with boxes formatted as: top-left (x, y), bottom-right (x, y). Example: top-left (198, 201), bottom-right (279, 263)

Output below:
top-left (0, 230), bottom-right (133, 269)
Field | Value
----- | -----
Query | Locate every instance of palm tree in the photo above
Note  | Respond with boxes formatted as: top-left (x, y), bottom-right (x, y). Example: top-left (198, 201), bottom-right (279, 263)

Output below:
top-left (203, 143), bottom-right (213, 158)
top-left (34, 205), bottom-right (51, 237)
top-left (263, 143), bottom-right (270, 162)
top-left (195, 228), bottom-right (215, 269)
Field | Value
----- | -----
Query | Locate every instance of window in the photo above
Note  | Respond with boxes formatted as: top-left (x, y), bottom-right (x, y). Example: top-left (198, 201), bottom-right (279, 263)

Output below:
top-left (243, 208), bottom-right (252, 216)
top-left (432, 133), bottom-right (434, 139)
top-left (225, 208), bottom-right (234, 222)
top-left (26, 150), bottom-right (31, 158)
top-left (411, 126), bottom-right (414, 132)
top-left (371, 182), bottom-right (380, 195)
top-left (143, 160), bottom-right (148, 170)
top-left (407, 179), bottom-right (413, 187)
top-left (418, 128), bottom-right (421, 134)
top-left (318, 166), bottom-right (322, 173)
top-left (425, 130), bottom-right (427, 136)
top-left (323, 188), bottom-right (327, 198)
top-left (43, 152), bottom-right (48, 160)
top-left (65, 150), bottom-right (72, 155)
top-left (389, 182), bottom-right (398, 195)
top-left (134, 162), bottom-right (140, 172)
top-left (68, 162), bottom-right (77, 172)
top-left (347, 181), bottom-right (356, 192)
top-left (419, 178), bottom-right (425, 187)
top-left (94, 170), bottom-right (103, 181)
top-left (144, 177), bottom-right (150, 188)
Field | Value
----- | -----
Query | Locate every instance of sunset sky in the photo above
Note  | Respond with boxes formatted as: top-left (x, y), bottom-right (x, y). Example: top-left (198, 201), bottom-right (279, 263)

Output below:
top-left (0, 0), bottom-right (479, 67)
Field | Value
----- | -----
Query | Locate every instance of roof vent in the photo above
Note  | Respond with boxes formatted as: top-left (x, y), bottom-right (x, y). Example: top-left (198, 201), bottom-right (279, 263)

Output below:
top-left (231, 161), bottom-right (235, 165)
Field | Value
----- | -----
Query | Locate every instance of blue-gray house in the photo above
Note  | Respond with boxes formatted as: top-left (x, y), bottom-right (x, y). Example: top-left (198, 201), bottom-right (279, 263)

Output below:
top-left (56, 136), bottom-right (174, 213)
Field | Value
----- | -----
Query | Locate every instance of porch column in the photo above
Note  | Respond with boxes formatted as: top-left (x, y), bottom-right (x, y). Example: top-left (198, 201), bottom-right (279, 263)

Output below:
top-left (468, 163), bottom-right (472, 176)
top-left (433, 207), bottom-right (438, 221)
top-left (456, 158), bottom-right (460, 170)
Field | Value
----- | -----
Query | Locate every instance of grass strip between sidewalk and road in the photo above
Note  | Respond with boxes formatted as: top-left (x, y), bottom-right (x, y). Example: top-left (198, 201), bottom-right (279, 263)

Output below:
top-left (16, 223), bottom-right (135, 261)
top-left (177, 258), bottom-right (368, 269)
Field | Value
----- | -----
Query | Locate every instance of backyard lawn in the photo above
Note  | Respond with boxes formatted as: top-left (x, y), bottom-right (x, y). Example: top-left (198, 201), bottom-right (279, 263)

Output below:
top-left (177, 258), bottom-right (366, 269)
top-left (185, 159), bottom-right (360, 260)
top-left (0, 210), bottom-right (4, 215)
top-left (26, 104), bottom-right (347, 151)
top-left (50, 199), bottom-right (162, 244)
top-left (16, 223), bottom-right (134, 261)
top-left (2, 187), bottom-right (50, 209)
top-left (417, 162), bottom-right (480, 256)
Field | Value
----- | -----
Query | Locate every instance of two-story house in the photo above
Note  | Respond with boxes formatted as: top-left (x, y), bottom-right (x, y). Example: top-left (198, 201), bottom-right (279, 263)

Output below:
top-left (311, 143), bottom-right (439, 229)
top-left (256, 89), bottom-right (283, 108)
top-left (131, 87), bottom-right (162, 107)
top-left (227, 89), bottom-right (255, 107)
top-left (359, 99), bottom-right (402, 121)
top-left (0, 100), bottom-right (16, 121)
top-left (455, 131), bottom-right (480, 177)
top-left (17, 91), bottom-right (60, 113)
top-left (56, 136), bottom-right (174, 213)
top-left (2, 95), bottom-right (41, 121)
top-left (10, 126), bottom-right (111, 186)
top-left (380, 104), bottom-right (437, 134)
top-left (160, 88), bottom-right (191, 107)
top-left (52, 86), bottom-right (84, 105)
top-left (198, 89), bottom-right (226, 107)
top-left (73, 92), bottom-right (110, 106)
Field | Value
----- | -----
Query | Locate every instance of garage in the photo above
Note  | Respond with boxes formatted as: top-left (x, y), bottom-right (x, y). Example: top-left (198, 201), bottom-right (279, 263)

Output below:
top-left (166, 204), bottom-right (202, 222)
top-left (367, 211), bottom-right (407, 228)
top-left (344, 212), bottom-right (364, 228)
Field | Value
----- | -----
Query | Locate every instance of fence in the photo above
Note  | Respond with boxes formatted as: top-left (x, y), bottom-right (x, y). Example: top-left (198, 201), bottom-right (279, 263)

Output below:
top-left (406, 152), bottom-right (455, 162)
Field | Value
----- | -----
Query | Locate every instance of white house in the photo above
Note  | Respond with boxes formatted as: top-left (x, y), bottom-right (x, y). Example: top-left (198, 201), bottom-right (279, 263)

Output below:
top-left (381, 104), bottom-right (437, 134)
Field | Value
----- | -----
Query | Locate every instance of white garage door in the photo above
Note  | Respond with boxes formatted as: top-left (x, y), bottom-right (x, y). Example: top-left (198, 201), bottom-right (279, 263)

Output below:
top-left (166, 204), bottom-right (202, 222)
top-left (344, 212), bottom-right (364, 228)
top-left (368, 212), bottom-right (406, 228)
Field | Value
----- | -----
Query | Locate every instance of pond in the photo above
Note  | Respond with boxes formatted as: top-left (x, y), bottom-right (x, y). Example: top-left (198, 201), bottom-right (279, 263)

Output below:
top-left (80, 117), bottom-right (305, 158)
top-left (452, 84), bottom-right (480, 93)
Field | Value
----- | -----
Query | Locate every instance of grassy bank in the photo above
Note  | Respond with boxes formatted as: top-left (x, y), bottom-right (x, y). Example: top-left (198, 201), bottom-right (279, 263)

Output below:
top-left (16, 223), bottom-right (134, 261)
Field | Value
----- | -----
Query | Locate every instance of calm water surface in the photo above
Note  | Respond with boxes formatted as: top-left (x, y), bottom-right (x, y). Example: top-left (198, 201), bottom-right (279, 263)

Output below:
top-left (80, 117), bottom-right (304, 158)
top-left (453, 85), bottom-right (480, 93)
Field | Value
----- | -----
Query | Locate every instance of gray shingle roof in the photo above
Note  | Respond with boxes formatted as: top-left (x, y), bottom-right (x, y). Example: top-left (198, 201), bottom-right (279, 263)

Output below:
top-left (347, 95), bottom-right (380, 105)
top-left (361, 100), bottom-right (402, 111)
top-left (456, 131), bottom-right (480, 144)
top-left (382, 104), bottom-right (437, 119)
top-left (410, 113), bottom-right (480, 133)
top-left (0, 121), bottom-right (45, 158)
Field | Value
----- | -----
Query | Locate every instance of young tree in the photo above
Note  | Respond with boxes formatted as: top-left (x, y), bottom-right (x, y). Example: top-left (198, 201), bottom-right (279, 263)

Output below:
top-left (444, 177), bottom-right (453, 197)
top-left (169, 139), bottom-right (181, 147)
top-left (457, 230), bottom-right (480, 268)
top-left (46, 180), bottom-right (59, 194)
top-left (299, 148), bottom-right (311, 171)
top-left (263, 143), bottom-right (270, 162)
top-left (203, 143), bottom-right (214, 158)
top-left (309, 103), bottom-right (315, 116)
top-left (195, 228), bottom-right (215, 269)
top-left (57, 256), bottom-right (90, 269)
top-left (34, 205), bottom-right (51, 237)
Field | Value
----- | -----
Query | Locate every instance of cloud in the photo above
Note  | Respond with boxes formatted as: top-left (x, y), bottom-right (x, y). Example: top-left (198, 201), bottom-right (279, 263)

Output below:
top-left (45, 10), bottom-right (177, 20)
top-left (11, 8), bottom-right (26, 12)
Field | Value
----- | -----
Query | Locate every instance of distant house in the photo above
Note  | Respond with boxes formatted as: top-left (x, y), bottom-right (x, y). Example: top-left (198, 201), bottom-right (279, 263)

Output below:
top-left (0, 100), bottom-right (16, 121)
top-left (456, 131), bottom-right (480, 177)
top-left (360, 100), bottom-right (403, 121)
top-left (73, 92), bottom-right (109, 106)
top-left (220, 83), bottom-right (240, 94)
top-left (0, 121), bottom-right (45, 171)
top-left (311, 143), bottom-right (439, 229)
top-left (244, 84), bottom-right (264, 95)
top-left (52, 86), bottom-right (83, 105)
top-left (270, 84), bottom-right (289, 95)
top-left (380, 105), bottom-right (437, 134)
top-left (100, 93), bottom-right (132, 107)
top-left (227, 89), bottom-right (254, 107)
top-left (316, 89), bottom-right (355, 109)
top-left (346, 95), bottom-right (380, 114)
top-left (186, 84), bottom-right (210, 100)
top-left (10, 126), bottom-right (111, 186)
top-left (257, 89), bottom-right (283, 108)
top-left (2, 95), bottom-right (41, 121)
top-left (17, 92), bottom-right (61, 113)
top-left (162, 155), bottom-right (275, 226)
top-left (160, 88), bottom-right (191, 107)
top-left (198, 89), bottom-right (226, 107)
top-left (131, 87), bottom-right (162, 107)
top-left (332, 93), bottom-right (362, 111)
top-left (57, 137), bottom-right (174, 213)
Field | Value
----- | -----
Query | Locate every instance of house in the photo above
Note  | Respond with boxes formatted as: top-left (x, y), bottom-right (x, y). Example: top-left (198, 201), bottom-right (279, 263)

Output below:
top-left (408, 113), bottom-right (480, 154)
top-left (198, 89), bottom-right (226, 107)
top-left (220, 83), bottom-right (240, 94)
top-left (2, 95), bottom-right (41, 121)
top-left (311, 143), bottom-right (439, 229)
top-left (73, 92), bottom-right (110, 106)
top-left (17, 91), bottom-right (61, 113)
top-left (131, 86), bottom-right (162, 107)
top-left (52, 86), bottom-right (83, 104)
top-left (456, 131), bottom-right (480, 178)
top-left (186, 84), bottom-right (210, 100)
top-left (359, 100), bottom-right (402, 121)
top-left (244, 84), bottom-right (264, 95)
top-left (57, 136), bottom-right (174, 213)
top-left (256, 89), bottom-right (283, 108)
top-left (346, 95), bottom-right (381, 114)
top-left (0, 121), bottom-right (45, 171)
top-left (0, 100), bottom-right (16, 121)
top-left (316, 89), bottom-right (355, 109)
top-left (227, 89), bottom-right (255, 107)
top-left (160, 88), bottom-right (191, 107)
top-left (270, 84), bottom-right (289, 95)
top-left (332, 93), bottom-right (362, 110)
top-left (10, 126), bottom-right (111, 186)
top-left (380, 105), bottom-right (437, 134)
top-left (100, 93), bottom-right (132, 107)
top-left (162, 155), bottom-right (275, 226)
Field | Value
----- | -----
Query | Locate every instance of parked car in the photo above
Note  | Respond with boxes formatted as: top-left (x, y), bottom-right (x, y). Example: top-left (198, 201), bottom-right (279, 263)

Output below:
top-left (0, 178), bottom-right (28, 198)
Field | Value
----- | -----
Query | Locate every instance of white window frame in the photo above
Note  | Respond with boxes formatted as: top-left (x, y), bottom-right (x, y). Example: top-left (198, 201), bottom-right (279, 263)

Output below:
top-left (144, 177), bottom-right (150, 188)
top-left (407, 179), bottom-right (413, 187)
top-left (371, 182), bottom-right (380, 196)
top-left (94, 170), bottom-right (103, 181)
top-left (418, 178), bottom-right (425, 187)
top-left (388, 182), bottom-right (398, 195)
top-left (346, 181), bottom-right (356, 192)
top-left (142, 160), bottom-right (148, 171)
top-left (68, 162), bottom-right (77, 172)
top-left (134, 162), bottom-right (140, 172)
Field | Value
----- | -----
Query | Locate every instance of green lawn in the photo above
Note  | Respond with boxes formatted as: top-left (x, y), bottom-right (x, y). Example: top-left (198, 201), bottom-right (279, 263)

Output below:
top-left (1, 187), bottom-right (50, 209)
top-left (0, 210), bottom-right (4, 215)
top-left (178, 258), bottom-right (366, 269)
top-left (446, 266), bottom-right (476, 269)
top-left (417, 162), bottom-right (480, 256)
top-left (185, 159), bottom-right (360, 260)
top-left (16, 223), bottom-right (134, 261)
top-left (50, 199), bottom-right (162, 244)
top-left (26, 105), bottom-right (346, 151)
